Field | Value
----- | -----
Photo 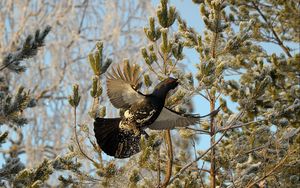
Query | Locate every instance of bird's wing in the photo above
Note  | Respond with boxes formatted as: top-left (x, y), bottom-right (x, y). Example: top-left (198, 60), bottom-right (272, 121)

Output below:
top-left (106, 62), bottom-right (145, 109)
top-left (148, 107), bottom-right (201, 130)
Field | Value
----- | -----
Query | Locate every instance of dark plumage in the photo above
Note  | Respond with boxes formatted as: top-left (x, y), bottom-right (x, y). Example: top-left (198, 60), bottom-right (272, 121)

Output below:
top-left (94, 118), bottom-right (141, 158)
top-left (94, 63), bottom-right (216, 158)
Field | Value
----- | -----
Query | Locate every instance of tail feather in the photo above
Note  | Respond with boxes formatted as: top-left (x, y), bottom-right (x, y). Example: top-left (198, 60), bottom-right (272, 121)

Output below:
top-left (94, 118), bottom-right (141, 158)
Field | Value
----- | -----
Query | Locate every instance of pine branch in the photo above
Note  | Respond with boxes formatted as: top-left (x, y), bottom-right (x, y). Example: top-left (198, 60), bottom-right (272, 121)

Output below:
top-left (0, 86), bottom-right (32, 127)
top-left (69, 84), bottom-right (99, 166)
top-left (199, 162), bottom-right (206, 187)
top-left (0, 26), bottom-right (51, 73)
top-left (73, 107), bottom-right (98, 166)
top-left (210, 100), bottom-right (216, 188)
top-left (0, 131), bottom-right (8, 146)
top-left (169, 111), bottom-right (244, 184)
top-left (217, 119), bottom-right (265, 132)
top-left (8, 154), bottom-right (85, 187)
top-left (245, 151), bottom-right (291, 188)
top-left (251, 2), bottom-right (292, 57)
top-left (0, 157), bottom-right (25, 183)
top-left (161, 129), bottom-right (173, 188)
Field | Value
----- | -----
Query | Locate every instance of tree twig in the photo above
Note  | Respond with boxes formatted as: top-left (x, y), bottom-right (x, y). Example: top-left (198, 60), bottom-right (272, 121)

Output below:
top-left (199, 162), bottom-right (206, 188)
top-left (217, 119), bottom-right (265, 132)
top-left (157, 149), bottom-right (161, 187)
top-left (73, 107), bottom-right (98, 165)
top-left (252, 2), bottom-right (292, 57)
top-left (246, 151), bottom-right (291, 188)
top-left (169, 111), bottom-right (244, 184)
top-left (210, 99), bottom-right (216, 188)
top-left (161, 130), bottom-right (173, 188)
top-left (184, 127), bottom-right (210, 134)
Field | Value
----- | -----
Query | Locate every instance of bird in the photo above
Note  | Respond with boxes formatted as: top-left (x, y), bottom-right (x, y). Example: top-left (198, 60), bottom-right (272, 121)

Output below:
top-left (94, 62), bottom-right (218, 158)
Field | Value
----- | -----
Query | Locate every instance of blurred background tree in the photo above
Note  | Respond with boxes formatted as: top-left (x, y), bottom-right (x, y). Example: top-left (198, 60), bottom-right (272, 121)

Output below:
top-left (1, 0), bottom-right (299, 187)
top-left (0, 0), bottom-right (154, 186)
top-left (0, 0), bottom-right (154, 167)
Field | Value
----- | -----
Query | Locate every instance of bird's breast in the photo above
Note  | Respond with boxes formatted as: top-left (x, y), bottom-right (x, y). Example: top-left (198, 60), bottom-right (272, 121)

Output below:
top-left (123, 100), bottom-right (163, 128)
top-left (135, 109), bottom-right (156, 124)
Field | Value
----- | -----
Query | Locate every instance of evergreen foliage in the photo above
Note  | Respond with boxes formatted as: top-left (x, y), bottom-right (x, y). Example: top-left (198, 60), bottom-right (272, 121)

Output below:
top-left (0, 26), bottom-right (51, 73)
top-left (0, 0), bottom-right (299, 187)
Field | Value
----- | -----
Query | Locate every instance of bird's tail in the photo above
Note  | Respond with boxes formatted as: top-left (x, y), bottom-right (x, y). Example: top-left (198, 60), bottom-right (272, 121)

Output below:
top-left (93, 117), bottom-right (141, 158)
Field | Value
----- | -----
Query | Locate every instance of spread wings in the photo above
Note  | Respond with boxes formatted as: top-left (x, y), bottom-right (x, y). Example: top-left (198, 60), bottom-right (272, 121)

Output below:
top-left (106, 62), bottom-right (145, 109)
top-left (148, 106), bottom-right (221, 130)
top-left (148, 107), bottom-right (201, 130)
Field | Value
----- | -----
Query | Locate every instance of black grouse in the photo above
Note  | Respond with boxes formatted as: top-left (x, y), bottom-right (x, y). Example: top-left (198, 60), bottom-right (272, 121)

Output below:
top-left (94, 62), bottom-right (208, 158)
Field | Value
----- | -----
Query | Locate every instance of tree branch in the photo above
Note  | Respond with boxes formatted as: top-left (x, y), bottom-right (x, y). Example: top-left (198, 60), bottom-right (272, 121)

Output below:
top-left (169, 111), bottom-right (244, 184)
top-left (217, 119), bottom-right (265, 132)
top-left (73, 107), bottom-right (98, 166)
top-left (252, 2), bottom-right (292, 57)
top-left (246, 151), bottom-right (291, 188)
top-left (161, 130), bottom-right (173, 188)
top-left (210, 99), bottom-right (216, 188)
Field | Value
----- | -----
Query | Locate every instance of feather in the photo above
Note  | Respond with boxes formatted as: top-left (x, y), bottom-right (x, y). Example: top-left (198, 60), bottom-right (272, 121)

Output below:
top-left (106, 62), bottom-right (144, 109)
top-left (94, 118), bottom-right (141, 158)
top-left (148, 107), bottom-right (201, 130)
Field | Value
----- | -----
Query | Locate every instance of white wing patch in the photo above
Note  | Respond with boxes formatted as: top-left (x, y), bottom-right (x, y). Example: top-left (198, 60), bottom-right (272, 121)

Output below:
top-left (136, 109), bottom-right (156, 124)
top-left (124, 110), bottom-right (134, 119)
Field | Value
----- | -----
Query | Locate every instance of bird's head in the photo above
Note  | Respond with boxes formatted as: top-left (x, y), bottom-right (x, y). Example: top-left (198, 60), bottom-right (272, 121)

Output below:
top-left (152, 77), bottom-right (179, 99)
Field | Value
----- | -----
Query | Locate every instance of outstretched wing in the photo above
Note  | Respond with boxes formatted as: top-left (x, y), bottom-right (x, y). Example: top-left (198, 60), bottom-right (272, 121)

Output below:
top-left (106, 62), bottom-right (145, 109)
top-left (148, 107), bottom-right (201, 130)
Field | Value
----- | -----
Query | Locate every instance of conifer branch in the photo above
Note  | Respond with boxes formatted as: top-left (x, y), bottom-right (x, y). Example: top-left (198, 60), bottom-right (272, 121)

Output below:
top-left (0, 26), bottom-right (51, 72)
top-left (69, 84), bottom-right (98, 166)
top-left (73, 106), bottom-right (98, 166)
top-left (245, 151), bottom-right (291, 188)
top-left (169, 111), bottom-right (244, 184)
top-left (217, 119), bottom-right (265, 132)
top-left (161, 129), bottom-right (173, 188)
top-left (251, 2), bottom-right (292, 57)
top-left (210, 5), bottom-right (221, 58)
top-left (210, 99), bottom-right (216, 188)
top-left (199, 162), bottom-right (206, 188)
